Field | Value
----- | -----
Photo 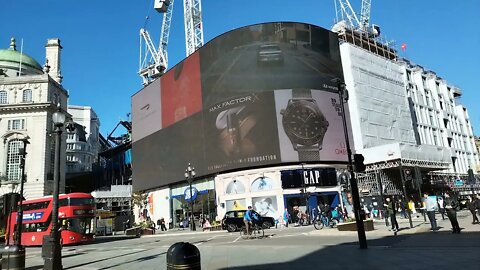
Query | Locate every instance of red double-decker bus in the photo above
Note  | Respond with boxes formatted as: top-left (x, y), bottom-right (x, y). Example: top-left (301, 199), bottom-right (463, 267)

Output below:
top-left (6, 193), bottom-right (95, 246)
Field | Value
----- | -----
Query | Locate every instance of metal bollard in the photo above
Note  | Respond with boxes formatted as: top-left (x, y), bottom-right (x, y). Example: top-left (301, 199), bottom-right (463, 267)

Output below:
top-left (1, 245), bottom-right (25, 270)
top-left (166, 242), bottom-right (200, 270)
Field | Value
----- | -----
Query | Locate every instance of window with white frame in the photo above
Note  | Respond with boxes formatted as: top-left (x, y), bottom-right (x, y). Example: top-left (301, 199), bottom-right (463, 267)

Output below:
top-left (22, 89), bottom-right (32, 102)
top-left (8, 119), bottom-right (25, 130)
top-left (67, 133), bottom-right (75, 140)
top-left (6, 140), bottom-right (23, 181)
top-left (0, 91), bottom-right (7, 104)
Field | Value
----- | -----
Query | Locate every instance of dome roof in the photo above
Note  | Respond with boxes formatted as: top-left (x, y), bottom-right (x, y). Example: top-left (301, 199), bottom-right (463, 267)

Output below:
top-left (0, 38), bottom-right (42, 71)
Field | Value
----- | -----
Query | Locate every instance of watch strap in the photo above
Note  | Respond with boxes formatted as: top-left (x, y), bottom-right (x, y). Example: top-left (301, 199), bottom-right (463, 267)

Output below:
top-left (297, 146), bottom-right (320, 161)
top-left (292, 89), bottom-right (312, 99)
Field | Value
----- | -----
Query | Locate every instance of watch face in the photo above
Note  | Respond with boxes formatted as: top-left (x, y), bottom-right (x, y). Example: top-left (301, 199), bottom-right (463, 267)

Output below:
top-left (281, 100), bottom-right (329, 146)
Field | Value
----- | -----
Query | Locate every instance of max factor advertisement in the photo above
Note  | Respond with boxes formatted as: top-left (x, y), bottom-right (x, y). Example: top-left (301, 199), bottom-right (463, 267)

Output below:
top-left (132, 22), bottom-right (348, 192)
top-left (204, 92), bottom-right (280, 172)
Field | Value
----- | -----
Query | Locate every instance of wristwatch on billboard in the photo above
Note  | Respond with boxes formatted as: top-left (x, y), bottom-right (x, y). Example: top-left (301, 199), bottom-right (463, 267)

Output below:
top-left (280, 89), bottom-right (329, 161)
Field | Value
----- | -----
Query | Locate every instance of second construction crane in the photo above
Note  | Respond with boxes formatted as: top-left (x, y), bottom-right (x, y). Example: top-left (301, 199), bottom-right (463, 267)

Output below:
top-left (333, 0), bottom-right (379, 38)
top-left (139, 0), bottom-right (204, 85)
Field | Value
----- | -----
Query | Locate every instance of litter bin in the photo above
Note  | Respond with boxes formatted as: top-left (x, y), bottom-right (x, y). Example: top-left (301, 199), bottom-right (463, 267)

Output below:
top-left (166, 242), bottom-right (200, 270)
top-left (1, 245), bottom-right (25, 270)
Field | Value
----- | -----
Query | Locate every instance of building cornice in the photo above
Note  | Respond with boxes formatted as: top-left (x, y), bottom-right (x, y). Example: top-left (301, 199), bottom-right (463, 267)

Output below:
top-left (0, 74), bottom-right (49, 85)
top-left (0, 102), bottom-right (56, 113)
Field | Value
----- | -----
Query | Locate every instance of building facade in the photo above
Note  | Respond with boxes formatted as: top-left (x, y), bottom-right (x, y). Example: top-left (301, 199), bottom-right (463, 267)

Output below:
top-left (131, 22), bottom-right (480, 229)
top-left (336, 27), bottom-right (479, 196)
top-left (66, 105), bottom-right (101, 173)
top-left (0, 38), bottom-right (68, 200)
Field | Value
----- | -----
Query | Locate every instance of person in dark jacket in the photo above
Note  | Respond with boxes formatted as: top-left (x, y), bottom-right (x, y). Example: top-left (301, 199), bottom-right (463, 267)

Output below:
top-left (444, 193), bottom-right (461, 233)
top-left (384, 197), bottom-right (399, 232)
top-left (468, 197), bottom-right (479, 224)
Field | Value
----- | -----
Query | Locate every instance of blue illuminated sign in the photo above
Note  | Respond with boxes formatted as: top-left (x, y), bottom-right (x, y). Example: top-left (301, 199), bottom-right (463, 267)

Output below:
top-left (23, 212), bottom-right (44, 221)
top-left (184, 187), bottom-right (198, 202)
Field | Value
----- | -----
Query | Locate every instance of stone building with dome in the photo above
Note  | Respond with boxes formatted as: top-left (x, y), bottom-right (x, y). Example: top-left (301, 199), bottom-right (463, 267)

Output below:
top-left (0, 37), bottom-right (69, 201)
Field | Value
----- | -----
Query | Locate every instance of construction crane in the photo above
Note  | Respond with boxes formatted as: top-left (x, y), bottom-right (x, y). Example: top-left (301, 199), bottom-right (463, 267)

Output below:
top-left (333, 0), bottom-right (379, 37)
top-left (139, 0), bottom-right (204, 85)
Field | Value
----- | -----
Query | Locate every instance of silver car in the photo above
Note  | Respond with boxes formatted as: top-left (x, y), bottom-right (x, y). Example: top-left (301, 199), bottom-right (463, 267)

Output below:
top-left (257, 44), bottom-right (284, 65)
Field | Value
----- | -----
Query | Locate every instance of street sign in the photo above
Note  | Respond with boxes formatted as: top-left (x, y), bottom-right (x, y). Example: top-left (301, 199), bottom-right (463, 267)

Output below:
top-left (184, 186), bottom-right (198, 202)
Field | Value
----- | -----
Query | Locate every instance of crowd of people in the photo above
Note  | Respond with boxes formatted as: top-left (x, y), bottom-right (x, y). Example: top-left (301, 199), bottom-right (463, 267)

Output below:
top-left (277, 192), bottom-right (480, 234)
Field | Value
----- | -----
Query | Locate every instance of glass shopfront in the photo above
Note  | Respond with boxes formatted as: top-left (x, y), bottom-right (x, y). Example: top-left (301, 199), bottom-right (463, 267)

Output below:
top-left (170, 178), bottom-right (216, 228)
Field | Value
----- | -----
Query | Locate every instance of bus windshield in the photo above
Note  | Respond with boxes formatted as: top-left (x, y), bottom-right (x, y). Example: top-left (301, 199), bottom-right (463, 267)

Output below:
top-left (62, 217), bottom-right (93, 235)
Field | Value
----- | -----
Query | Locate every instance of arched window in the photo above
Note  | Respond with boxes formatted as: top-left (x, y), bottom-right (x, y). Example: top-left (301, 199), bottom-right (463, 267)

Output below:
top-left (0, 91), bottom-right (8, 104)
top-left (6, 139), bottom-right (23, 181)
top-left (225, 179), bottom-right (245, 194)
top-left (22, 89), bottom-right (32, 102)
top-left (250, 177), bottom-right (274, 192)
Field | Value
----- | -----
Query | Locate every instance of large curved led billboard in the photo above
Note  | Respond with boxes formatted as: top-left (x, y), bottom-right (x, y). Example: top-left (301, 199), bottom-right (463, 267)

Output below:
top-left (132, 22), bottom-right (350, 192)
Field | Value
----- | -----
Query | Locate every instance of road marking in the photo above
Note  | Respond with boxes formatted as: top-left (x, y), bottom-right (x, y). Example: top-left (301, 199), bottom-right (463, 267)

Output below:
top-left (302, 233), bottom-right (308, 236)
top-left (207, 235), bottom-right (218, 241)
top-left (295, 56), bottom-right (322, 74)
top-left (232, 236), bottom-right (241, 243)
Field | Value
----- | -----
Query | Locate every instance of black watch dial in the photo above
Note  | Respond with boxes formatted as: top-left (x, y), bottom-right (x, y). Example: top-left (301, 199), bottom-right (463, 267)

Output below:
top-left (281, 100), bottom-right (329, 146)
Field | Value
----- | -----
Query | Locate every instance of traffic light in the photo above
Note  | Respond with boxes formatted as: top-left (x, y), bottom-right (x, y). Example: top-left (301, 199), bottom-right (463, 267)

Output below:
top-left (353, 154), bottom-right (366, 172)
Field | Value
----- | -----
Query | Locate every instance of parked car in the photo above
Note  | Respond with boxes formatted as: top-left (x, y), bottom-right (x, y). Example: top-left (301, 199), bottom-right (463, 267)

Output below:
top-left (256, 44), bottom-right (284, 65)
top-left (221, 210), bottom-right (275, 232)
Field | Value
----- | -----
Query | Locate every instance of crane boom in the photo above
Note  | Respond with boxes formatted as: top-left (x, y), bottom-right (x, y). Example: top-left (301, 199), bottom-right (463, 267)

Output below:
top-left (360, 0), bottom-right (371, 31)
top-left (139, 0), bottom-right (204, 84)
top-left (159, 0), bottom-right (175, 64)
top-left (184, 0), bottom-right (204, 56)
top-left (337, 0), bottom-right (360, 29)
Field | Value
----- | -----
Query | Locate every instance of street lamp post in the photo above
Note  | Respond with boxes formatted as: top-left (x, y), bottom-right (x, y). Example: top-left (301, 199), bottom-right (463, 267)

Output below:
top-left (2, 138), bottom-right (30, 269)
top-left (185, 163), bottom-right (196, 231)
top-left (42, 107), bottom-right (66, 270)
top-left (15, 138), bottom-right (29, 246)
top-left (334, 78), bottom-right (367, 249)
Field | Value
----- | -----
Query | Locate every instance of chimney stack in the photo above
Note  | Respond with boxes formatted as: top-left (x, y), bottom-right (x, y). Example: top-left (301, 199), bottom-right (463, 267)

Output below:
top-left (45, 38), bottom-right (63, 84)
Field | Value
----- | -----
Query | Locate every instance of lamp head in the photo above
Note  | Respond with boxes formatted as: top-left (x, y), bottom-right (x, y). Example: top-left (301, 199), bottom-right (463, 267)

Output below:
top-left (52, 108), bottom-right (66, 127)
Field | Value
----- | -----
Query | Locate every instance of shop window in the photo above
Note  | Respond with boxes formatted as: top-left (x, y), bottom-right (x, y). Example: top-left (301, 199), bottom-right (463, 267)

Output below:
top-left (250, 177), bottom-right (274, 192)
top-left (225, 199), bottom-right (246, 211)
top-left (225, 179), bottom-right (245, 194)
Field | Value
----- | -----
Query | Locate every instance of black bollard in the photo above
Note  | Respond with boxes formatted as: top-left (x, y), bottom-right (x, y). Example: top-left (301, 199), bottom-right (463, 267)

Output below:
top-left (1, 245), bottom-right (25, 270)
top-left (166, 242), bottom-right (200, 270)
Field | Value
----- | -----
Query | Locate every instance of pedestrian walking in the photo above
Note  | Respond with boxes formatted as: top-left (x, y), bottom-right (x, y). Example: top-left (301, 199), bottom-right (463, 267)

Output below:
top-left (384, 197), bottom-right (399, 232)
top-left (437, 195), bottom-right (446, 220)
top-left (283, 208), bottom-right (290, 227)
top-left (156, 218), bottom-right (162, 230)
top-left (160, 218), bottom-right (168, 231)
top-left (424, 193), bottom-right (438, 231)
top-left (408, 198), bottom-right (417, 217)
top-left (468, 197), bottom-right (479, 224)
top-left (444, 193), bottom-right (461, 233)
top-left (476, 194), bottom-right (480, 221)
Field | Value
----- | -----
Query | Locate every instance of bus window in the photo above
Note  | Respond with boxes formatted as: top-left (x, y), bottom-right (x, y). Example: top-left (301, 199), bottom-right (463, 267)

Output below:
top-left (66, 218), bottom-right (93, 235)
top-left (68, 198), bottom-right (94, 206)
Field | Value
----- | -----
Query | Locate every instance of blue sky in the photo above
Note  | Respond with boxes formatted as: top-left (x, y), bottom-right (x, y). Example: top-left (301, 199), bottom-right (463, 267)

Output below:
top-left (1, 0), bottom-right (479, 136)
